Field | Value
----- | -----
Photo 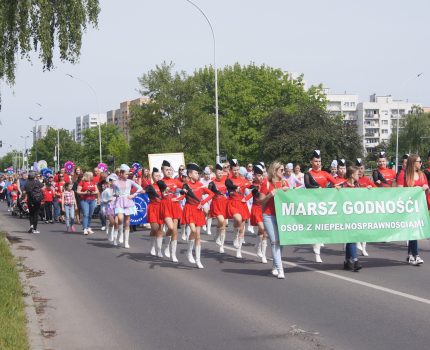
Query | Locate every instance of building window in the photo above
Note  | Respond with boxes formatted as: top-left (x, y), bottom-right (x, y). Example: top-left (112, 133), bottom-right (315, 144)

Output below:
top-left (382, 120), bottom-right (388, 125)
top-left (381, 129), bottom-right (388, 134)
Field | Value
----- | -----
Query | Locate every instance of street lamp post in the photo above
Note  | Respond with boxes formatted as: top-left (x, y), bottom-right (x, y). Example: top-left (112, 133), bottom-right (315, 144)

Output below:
top-left (395, 73), bottom-right (423, 171)
top-left (20, 135), bottom-right (29, 171)
top-left (185, 0), bottom-right (220, 164)
top-left (29, 116), bottom-right (43, 162)
top-left (66, 73), bottom-right (103, 163)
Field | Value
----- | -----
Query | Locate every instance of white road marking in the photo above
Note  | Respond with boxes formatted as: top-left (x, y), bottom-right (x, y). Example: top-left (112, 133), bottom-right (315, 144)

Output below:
top-left (201, 239), bottom-right (430, 306)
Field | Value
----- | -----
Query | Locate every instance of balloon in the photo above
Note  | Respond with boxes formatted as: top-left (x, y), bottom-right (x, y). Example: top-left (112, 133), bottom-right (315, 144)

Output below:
top-left (132, 162), bottom-right (141, 175)
top-left (64, 161), bottom-right (75, 174)
top-left (38, 160), bottom-right (48, 169)
top-left (40, 167), bottom-right (53, 178)
top-left (98, 162), bottom-right (108, 172)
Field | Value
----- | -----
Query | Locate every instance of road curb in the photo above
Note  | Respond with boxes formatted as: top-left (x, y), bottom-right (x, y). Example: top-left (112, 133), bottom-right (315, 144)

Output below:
top-left (3, 235), bottom-right (45, 350)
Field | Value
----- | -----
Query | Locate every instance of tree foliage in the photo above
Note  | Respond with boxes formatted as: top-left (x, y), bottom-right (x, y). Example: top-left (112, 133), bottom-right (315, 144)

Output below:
top-left (129, 62), bottom-right (335, 165)
top-left (261, 106), bottom-right (363, 167)
top-left (82, 124), bottom-right (129, 168)
top-left (31, 128), bottom-right (82, 167)
top-left (387, 110), bottom-right (430, 158)
top-left (0, 0), bottom-right (100, 105)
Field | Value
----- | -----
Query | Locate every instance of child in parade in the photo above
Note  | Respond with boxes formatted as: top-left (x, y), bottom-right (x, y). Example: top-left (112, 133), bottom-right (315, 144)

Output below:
top-left (62, 182), bottom-right (77, 232)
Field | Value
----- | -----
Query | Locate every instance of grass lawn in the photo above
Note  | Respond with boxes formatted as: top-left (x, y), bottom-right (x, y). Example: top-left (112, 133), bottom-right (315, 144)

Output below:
top-left (0, 232), bottom-right (29, 350)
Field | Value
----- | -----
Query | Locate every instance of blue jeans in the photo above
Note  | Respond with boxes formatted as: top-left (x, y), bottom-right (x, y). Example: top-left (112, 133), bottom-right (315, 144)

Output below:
top-left (263, 214), bottom-right (283, 270)
top-left (345, 243), bottom-right (357, 261)
top-left (64, 204), bottom-right (75, 228)
top-left (80, 200), bottom-right (96, 230)
top-left (408, 240), bottom-right (418, 256)
top-left (100, 205), bottom-right (107, 227)
top-left (53, 201), bottom-right (61, 220)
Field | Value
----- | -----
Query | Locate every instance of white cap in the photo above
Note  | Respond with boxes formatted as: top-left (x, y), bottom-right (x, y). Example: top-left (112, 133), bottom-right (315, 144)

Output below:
top-left (203, 166), bottom-right (211, 175)
top-left (120, 164), bottom-right (130, 172)
top-left (287, 163), bottom-right (293, 170)
top-left (331, 160), bottom-right (338, 168)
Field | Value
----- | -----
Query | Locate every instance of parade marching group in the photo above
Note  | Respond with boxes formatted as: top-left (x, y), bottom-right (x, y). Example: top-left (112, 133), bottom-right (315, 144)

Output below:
top-left (1, 149), bottom-right (429, 279)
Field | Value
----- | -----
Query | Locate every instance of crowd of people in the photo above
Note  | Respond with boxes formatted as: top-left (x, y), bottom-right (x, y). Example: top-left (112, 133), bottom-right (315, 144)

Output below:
top-left (1, 150), bottom-right (429, 279)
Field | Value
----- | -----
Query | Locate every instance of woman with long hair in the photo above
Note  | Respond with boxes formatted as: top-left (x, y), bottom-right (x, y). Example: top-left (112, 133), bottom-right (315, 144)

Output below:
top-left (259, 161), bottom-right (289, 279)
top-left (397, 154), bottom-right (428, 265)
top-left (77, 171), bottom-right (99, 235)
top-left (112, 164), bottom-right (143, 248)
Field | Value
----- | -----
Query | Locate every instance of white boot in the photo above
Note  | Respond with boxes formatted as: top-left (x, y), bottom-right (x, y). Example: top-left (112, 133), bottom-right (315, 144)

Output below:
top-left (247, 221), bottom-right (255, 234)
top-left (186, 225), bottom-right (191, 241)
top-left (206, 218), bottom-right (213, 235)
top-left (171, 240), bottom-right (178, 263)
top-left (277, 268), bottom-right (285, 279)
top-left (256, 235), bottom-right (263, 257)
top-left (181, 226), bottom-right (187, 241)
top-left (236, 237), bottom-right (243, 259)
top-left (219, 230), bottom-right (226, 253)
top-left (187, 240), bottom-right (196, 264)
top-left (233, 229), bottom-right (240, 248)
top-left (361, 242), bottom-right (368, 256)
top-left (313, 244), bottom-right (323, 263)
top-left (113, 230), bottom-right (119, 246)
top-left (108, 226), bottom-right (115, 242)
top-left (124, 229), bottom-right (130, 248)
top-left (195, 244), bottom-right (204, 269)
top-left (156, 237), bottom-right (163, 258)
top-left (118, 225), bottom-right (124, 244)
top-left (164, 236), bottom-right (171, 258)
top-left (215, 228), bottom-right (222, 246)
top-left (105, 222), bottom-right (110, 235)
top-left (261, 239), bottom-right (268, 264)
top-left (150, 237), bottom-right (156, 256)
top-left (202, 225), bottom-right (207, 232)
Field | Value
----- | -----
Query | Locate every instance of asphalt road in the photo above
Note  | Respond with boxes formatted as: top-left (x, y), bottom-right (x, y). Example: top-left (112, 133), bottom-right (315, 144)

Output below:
top-left (2, 203), bottom-right (430, 350)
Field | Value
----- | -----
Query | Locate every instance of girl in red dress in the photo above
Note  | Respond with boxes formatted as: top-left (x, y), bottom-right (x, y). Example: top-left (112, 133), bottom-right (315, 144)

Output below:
top-left (246, 164), bottom-right (268, 263)
top-left (181, 163), bottom-right (214, 268)
top-left (208, 163), bottom-right (228, 253)
top-left (225, 159), bottom-right (252, 258)
top-left (146, 168), bottom-right (164, 257)
top-left (159, 160), bottom-right (183, 263)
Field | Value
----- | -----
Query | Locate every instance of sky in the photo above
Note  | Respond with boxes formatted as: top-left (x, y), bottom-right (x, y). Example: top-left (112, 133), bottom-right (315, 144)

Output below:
top-left (1, 0), bottom-right (429, 156)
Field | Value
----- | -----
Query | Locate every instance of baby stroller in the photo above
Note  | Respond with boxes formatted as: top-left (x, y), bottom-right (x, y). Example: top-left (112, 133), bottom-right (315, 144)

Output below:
top-left (17, 195), bottom-right (29, 218)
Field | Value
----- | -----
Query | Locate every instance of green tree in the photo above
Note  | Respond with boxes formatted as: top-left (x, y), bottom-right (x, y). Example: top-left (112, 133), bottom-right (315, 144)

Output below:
top-left (130, 62), bottom-right (235, 165)
top-left (387, 111), bottom-right (430, 158)
top-left (261, 106), bottom-right (363, 167)
top-left (82, 124), bottom-right (129, 168)
top-left (0, 150), bottom-right (16, 170)
top-left (0, 0), bottom-right (100, 105)
top-left (31, 128), bottom-right (82, 168)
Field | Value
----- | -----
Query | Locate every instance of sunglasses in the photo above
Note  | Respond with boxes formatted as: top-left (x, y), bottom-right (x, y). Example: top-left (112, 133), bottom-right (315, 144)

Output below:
top-left (416, 160), bottom-right (422, 163)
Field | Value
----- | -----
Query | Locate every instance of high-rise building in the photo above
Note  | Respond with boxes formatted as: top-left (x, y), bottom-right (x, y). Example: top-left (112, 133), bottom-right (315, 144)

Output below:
top-left (118, 97), bottom-right (149, 142)
top-left (325, 90), bottom-right (359, 125)
top-left (75, 113), bottom-right (106, 144)
top-left (357, 94), bottom-right (419, 154)
top-left (32, 125), bottom-right (50, 144)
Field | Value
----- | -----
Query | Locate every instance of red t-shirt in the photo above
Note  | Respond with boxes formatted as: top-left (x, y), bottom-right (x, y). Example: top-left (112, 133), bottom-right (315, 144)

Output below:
top-left (358, 176), bottom-right (376, 188)
top-left (397, 172), bottom-right (429, 209)
top-left (79, 181), bottom-right (98, 200)
top-left (375, 167), bottom-right (397, 187)
top-left (43, 188), bottom-right (55, 202)
top-left (93, 175), bottom-right (101, 184)
top-left (259, 179), bottom-right (286, 215)
top-left (309, 169), bottom-right (339, 188)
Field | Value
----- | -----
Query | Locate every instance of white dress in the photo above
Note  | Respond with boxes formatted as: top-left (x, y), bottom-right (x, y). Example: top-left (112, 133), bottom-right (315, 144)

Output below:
top-left (113, 179), bottom-right (142, 215)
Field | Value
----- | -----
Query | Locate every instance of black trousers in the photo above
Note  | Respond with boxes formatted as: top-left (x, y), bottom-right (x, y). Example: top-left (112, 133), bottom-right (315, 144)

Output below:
top-left (44, 202), bottom-right (53, 221)
top-left (28, 201), bottom-right (41, 230)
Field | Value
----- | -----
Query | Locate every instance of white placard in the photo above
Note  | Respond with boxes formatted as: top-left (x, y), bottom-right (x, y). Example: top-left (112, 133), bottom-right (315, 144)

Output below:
top-left (148, 153), bottom-right (185, 179)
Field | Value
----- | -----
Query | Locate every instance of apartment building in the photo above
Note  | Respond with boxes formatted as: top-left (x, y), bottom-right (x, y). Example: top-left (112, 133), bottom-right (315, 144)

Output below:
top-left (75, 113), bottom-right (107, 144)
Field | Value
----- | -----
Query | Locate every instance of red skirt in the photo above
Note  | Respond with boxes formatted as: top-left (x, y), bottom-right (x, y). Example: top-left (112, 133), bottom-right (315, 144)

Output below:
top-left (250, 204), bottom-right (263, 226)
top-left (147, 202), bottom-right (163, 225)
top-left (226, 199), bottom-right (250, 220)
top-left (160, 198), bottom-right (182, 220)
top-left (182, 204), bottom-right (206, 226)
top-left (210, 197), bottom-right (228, 218)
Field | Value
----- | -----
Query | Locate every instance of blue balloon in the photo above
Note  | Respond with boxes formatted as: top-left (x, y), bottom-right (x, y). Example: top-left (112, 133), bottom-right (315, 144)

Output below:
top-left (130, 193), bottom-right (149, 225)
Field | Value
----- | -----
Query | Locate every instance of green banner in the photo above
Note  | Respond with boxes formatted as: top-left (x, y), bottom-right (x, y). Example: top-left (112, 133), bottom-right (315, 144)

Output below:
top-left (274, 187), bottom-right (430, 245)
